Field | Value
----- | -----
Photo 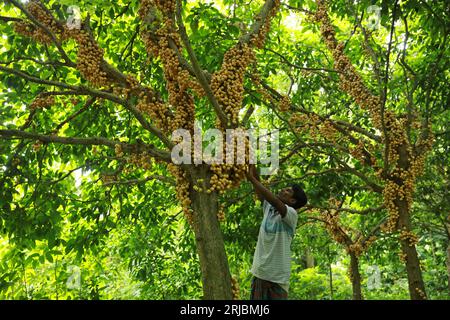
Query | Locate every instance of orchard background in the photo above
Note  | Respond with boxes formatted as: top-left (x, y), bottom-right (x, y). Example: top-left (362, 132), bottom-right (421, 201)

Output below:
top-left (0, 0), bottom-right (448, 299)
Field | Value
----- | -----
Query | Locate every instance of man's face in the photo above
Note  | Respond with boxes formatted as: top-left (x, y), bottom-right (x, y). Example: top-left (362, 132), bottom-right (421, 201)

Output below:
top-left (277, 187), bottom-right (296, 206)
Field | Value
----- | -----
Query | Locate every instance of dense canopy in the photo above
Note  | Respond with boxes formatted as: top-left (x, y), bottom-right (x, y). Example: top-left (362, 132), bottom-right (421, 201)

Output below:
top-left (0, 0), bottom-right (448, 300)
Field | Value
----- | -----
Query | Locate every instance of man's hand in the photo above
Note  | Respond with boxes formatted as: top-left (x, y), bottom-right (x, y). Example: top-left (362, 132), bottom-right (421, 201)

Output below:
top-left (247, 164), bottom-right (263, 202)
top-left (246, 165), bottom-right (287, 216)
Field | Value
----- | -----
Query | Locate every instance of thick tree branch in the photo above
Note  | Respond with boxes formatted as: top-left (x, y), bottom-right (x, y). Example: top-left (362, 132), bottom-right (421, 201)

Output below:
top-left (0, 129), bottom-right (171, 162)
top-left (239, 0), bottom-right (278, 45)
top-left (282, 3), bottom-right (313, 15)
top-left (175, 0), bottom-right (229, 127)
top-left (382, 0), bottom-right (399, 109)
top-left (0, 65), bottom-right (124, 104)
top-left (0, 15), bottom-right (23, 22)
top-left (248, 86), bottom-right (384, 194)
top-left (0, 57), bottom-right (69, 68)
top-left (337, 160), bottom-right (383, 193)
top-left (258, 79), bottom-right (382, 143)
top-left (0, 65), bottom-right (171, 147)
top-left (9, 0), bottom-right (76, 67)
top-left (307, 204), bottom-right (385, 215)
top-left (103, 175), bottom-right (175, 186)
top-left (241, 104), bottom-right (255, 127)
top-left (10, 1), bottom-right (172, 148)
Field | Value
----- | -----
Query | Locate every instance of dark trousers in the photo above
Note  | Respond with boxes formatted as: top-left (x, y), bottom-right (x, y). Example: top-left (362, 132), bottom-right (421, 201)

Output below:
top-left (250, 276), bottom-right (288, 300)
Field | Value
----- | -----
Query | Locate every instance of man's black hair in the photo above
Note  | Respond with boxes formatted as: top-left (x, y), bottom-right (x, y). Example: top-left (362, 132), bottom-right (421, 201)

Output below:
top-left (291, 184), bottom-right (307, 209)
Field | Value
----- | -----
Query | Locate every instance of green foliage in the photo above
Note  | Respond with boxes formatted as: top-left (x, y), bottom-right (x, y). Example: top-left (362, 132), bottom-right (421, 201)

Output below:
top-left (0, 0), bottom-right (449, 300)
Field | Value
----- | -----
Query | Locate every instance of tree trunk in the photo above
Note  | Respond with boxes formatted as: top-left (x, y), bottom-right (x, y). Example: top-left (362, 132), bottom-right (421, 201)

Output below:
top-left (394, 143), bottom-right (427, 300)
top-left (328, 261), bottom-right (333, 300)
top-left (397, 198), bottom-right (428, 300)
top-left (189, 165), bottom-right (232, 299)
top-left (305, 247), bottom-right (315, 268)
top-left (447, 241), bottom-right (450, 294)
top-left (349, 252), bottom-right (362, 300)
top-left (327, 245), bottom-right (333, 299)
top-left (446, 218), bottom-right (450, 295)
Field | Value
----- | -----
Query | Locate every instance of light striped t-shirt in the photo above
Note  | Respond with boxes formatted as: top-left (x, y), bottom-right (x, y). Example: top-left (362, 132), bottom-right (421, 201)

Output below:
top-left (251, 200), bottom-right (298, 293)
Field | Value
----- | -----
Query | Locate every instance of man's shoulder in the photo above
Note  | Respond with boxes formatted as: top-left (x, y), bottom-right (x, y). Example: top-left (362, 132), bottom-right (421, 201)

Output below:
top-left (285, 205), bottom-right (298, 215)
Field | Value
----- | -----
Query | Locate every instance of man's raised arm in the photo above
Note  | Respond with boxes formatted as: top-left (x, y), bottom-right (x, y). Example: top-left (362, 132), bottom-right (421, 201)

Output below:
top-left (246, 164), bottom-right (287, 217)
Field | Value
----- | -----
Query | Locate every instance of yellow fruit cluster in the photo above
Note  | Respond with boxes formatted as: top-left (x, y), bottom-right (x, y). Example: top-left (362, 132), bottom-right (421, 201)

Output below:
top-left (209, 163), bottom-right (247, 194)
top-left (137, 97), bottom-right (171, 133)
top-left (168, 163), bottom-right (193, 225)
top-left (128, 152), bottom-right (152, 171)
top-left (363, 235), bottom-right (377, 250)
top-left (318, 119), bottom-right (339, 143)
top-left (30, 95), bottom-right (55, 110)
top-left (349, 142), bottom-right (366, 163)
top-left (251, 72), bottom-right (275, 104)
top-left (231, 276), bottom-right (240, 300)
top-left (327, 197), bottom-right (340, 208)
top-left (217, 204), bottom-right (225, 222)
top-left (347, 242), bottom-right (364, 257)
top-left (398, 252), bottom-right (407, 263)
top-left (138, 1), bottom-right (205, 222)
top-left (249, 0), bottom-right (281, 49)
top-left (139, 0), bottom-right (153, 21)
top-left (381, 152), bottom-right (427, 233)
top-left (313, 1), bottom-right (382, 130)
top-left (211, 44), bottom-right (256, 127)
top-left (321, 210), bottom-right (347, 245)
top-left (140, 2), bottom-right (196, 133)
top-left (349, 235), bottom-right (377, 256)
top-left (114, 144), bottom-right (124, 157)
top-left (114, 75), bottom-right (174, 132)
top-left (384, 112), bottom-right (408, 164)
top-left (168, 86), bottom-right (195, 133)
top-left (381, 179), bottom-right (402, 232)
top-left (14, 0), bottom-right (66, 44)
top-left (399, 228), bottom-right (419, 247)
top-left (101, 173), bottom-right (117, 184)
top-left (153, 0), bottom-right (175, 14)
top-left (320, 207), bottom-right (377, 257)
top-left (13, 21), bottom-right (38, 40)
top-left (415, 287), bottom-right (426, 299)
top-left (123, 75), bottom-right (142, 97)
top-left (289, 113), bottom-right (315, 135)
top-left (349, 140), bottom-right (376, 166)
top-left (32, 140), bottom-right (42, 152)
top-left (313, 0), bottom-right (436, 238)
top-left (290, 113), bottom-right (340, 143)
top-left (188, 78), bottom-right (206, 98)
top-left (278, 95), bottom-right (291, 112)
top-left (69, 30), bottom-right (109, 87)
top-left (213, 130), bottom-right (251, 193)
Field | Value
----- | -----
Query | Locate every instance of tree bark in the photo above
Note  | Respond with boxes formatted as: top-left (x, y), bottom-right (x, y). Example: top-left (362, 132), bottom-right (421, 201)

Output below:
top-left (447, 241), bottom-right (450, 294)
top-left (394, 143), bottom-right (427, 300)
top-left (396, 198), bottom-right (428, 300)
top-left (189, 165), bottom-right (232, 299)
top-left (328, 261), bottom-right (333, 300)
top-left (349, 252), bottom-right (362, 300)
top-left (445, 216), bottom-right (450, 294)
top-left (305, 247), bottom-right (315, 268)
